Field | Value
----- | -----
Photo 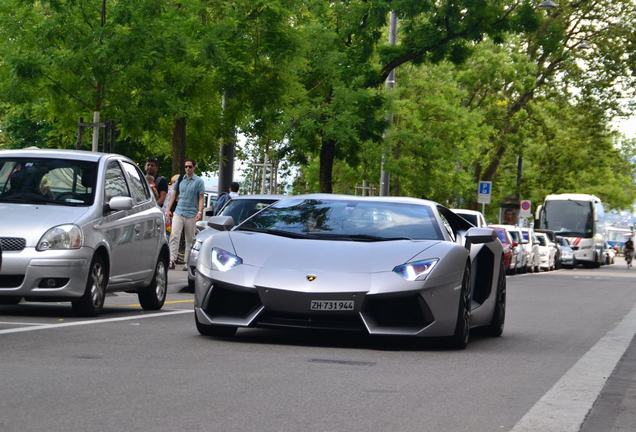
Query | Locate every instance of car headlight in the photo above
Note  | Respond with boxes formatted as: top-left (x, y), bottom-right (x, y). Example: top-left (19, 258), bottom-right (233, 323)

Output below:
top-left (393, 259), bottom-right (438, 281)
top-left (192, 240), bottom-right (203, 251)
top-left (37, 224), bottom-right (82, 251)
top-left (211, 247), bottom-right (242, 272)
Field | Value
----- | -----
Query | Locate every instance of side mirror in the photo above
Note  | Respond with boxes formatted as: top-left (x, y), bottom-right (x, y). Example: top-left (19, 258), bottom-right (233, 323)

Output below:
top-left (107, 196), bottom-right (133, 212)
top-left (464, 227), bottom-right (497, 249)
top-left (207, 215), bottom-right (235, 231)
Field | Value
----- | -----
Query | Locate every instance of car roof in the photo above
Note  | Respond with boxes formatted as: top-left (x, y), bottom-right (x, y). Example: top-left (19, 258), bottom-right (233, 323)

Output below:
top-left (0, 148), bottom-right (127, 163)
top-left (451, 208), bottom-right (483, 216)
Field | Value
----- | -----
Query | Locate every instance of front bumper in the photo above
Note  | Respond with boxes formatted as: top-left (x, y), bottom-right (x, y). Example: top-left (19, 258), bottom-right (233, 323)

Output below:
top-left (194, 267), bottom-right (462, 337)
top-left (0, 247), bottom-right (93, 299)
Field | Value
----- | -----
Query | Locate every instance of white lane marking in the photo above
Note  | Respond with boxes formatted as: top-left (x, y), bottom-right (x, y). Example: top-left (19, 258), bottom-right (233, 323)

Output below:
top-left (509, 300), bottom-right (636, 432)
top-left (0, 321), bottom-right (44, 326)
top-left (0, 309), bottom-right (192, 335)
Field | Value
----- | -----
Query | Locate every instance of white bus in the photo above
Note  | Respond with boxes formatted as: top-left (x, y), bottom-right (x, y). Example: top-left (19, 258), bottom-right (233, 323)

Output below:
top-left (535, 193), bottom-right (606, 267)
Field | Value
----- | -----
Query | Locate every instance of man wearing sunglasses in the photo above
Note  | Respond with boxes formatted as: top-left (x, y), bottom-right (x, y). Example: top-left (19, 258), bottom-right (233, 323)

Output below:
top-left (165, 159), bottom-right (205, 270)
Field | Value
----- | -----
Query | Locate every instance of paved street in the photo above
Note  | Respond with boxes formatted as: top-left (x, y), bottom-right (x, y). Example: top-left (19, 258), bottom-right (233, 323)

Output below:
top-left (1, 264), bottom-right (635, 432)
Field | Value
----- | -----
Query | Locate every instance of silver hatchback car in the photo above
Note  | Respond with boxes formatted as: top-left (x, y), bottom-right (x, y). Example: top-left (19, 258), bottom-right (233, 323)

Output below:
top-left (0, 149), bottom-right (169, 316)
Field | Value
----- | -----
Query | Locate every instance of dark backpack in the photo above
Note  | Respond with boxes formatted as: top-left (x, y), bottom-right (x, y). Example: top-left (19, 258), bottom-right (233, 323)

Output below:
top-left (214, 192), bottom-right (230, 215)
top-left (170, 174), bottom-right (184, 213)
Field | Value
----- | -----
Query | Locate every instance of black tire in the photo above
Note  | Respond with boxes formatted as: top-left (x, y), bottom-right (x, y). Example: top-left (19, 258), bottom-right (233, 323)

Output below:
top-left (72, 255), bottom-right (107, 317)
top-left (138, 256), bottom-right (168, 310)
top-left (186, 275), bottom-right (194, 292)
top-left (486, 261), bottom-right (506, 337)
top-left (0, 296), bottom-right (22, 305)
top-left (448, 264), bottom-right (471, 349)
top-left (195, 313), bottom-right (237, 337)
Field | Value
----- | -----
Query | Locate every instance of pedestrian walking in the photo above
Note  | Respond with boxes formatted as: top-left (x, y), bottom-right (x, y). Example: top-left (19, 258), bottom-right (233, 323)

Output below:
top-left (144, 157), bottom-right (169, 206)
top-left (165, 160), bottom-right (205, 270)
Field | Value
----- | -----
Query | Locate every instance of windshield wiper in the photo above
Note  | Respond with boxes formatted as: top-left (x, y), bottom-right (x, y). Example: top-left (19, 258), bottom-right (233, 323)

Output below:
top-left (0, 196), bottom-right (58, 205)
top-left (237, 226), bottom-right (313, 239)
top-left (309, 233), bottom-right (413, 242)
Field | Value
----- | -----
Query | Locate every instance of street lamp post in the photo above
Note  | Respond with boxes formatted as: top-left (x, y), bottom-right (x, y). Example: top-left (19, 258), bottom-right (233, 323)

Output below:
top-left (379, 11), bottom-right (397, 196)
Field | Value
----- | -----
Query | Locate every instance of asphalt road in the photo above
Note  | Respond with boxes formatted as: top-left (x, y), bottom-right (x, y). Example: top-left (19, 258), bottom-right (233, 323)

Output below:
top-left (1, 264), bottom-right (635, 432)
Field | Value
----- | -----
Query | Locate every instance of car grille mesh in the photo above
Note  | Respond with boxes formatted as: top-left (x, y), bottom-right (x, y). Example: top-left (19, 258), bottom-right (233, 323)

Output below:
top-left (0, 237), bottom-right (26, 251)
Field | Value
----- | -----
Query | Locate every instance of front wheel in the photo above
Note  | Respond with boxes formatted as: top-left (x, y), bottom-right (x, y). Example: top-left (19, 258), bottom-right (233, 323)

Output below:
top-left (448, 265), bottom-right (471, 349)
top-left (72, 255), bottom-right (107, 317)
top-left (486, 261), bottom-right (506, 337)
top-left (138, 256), bottom-right (167, 310)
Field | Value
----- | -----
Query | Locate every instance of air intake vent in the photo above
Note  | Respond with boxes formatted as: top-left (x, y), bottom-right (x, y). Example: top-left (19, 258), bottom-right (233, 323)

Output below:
top-left (1, 237), bottom-right (26, 251)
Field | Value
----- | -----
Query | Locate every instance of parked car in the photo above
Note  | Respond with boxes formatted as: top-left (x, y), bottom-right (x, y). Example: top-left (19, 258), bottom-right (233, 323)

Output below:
top-left (490, 225), bottom-right (516, 274)
top-left (451, 208), bottom-right (487, 227)
top-left (557, 236), bottom-right (575, 268)
top-left (535, 232), bottom-right (556, 271)
top-left (519, 227), bottom-right (541, 273)
top-left (604, 242), bottom-right (616, 265)
top-left (195, 194), bottom-right (507, 349)
top-left (0, 149), bottom-right (169, 315)
top-left (187, 194), bottom-right (284, 290)
top-left (493, 224), bottom-right (527, 274)
top-left (535, 228), bottom-right (561, 269)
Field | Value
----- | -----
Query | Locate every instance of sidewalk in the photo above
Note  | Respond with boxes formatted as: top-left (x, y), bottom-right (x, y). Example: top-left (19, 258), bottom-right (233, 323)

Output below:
top-left (580, 334), bottom-right (636, 432)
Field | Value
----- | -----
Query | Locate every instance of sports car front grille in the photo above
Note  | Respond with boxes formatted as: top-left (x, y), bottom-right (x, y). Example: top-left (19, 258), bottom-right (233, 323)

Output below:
top-left (205, 282), bottom-right (261, 319)
top-left (363, 293), bottom-right (434, 329)
top-left (257, 311), bottom-right (365, 332)
top-left (0, 237), bottom-right (26, 251)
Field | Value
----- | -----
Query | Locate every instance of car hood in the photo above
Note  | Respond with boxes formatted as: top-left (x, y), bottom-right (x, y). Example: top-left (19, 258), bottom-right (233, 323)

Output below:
top-left (0, 203), bottom-right (90, 246)
top-left (226, 231), bottom-right (439, 273)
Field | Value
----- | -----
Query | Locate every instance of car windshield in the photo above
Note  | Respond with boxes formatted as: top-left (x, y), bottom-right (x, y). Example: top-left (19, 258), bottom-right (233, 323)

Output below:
top-left (220, 198), bottom-right (278, 224)
top-left (0, 157), bottom-right (97, 206)
top-left (238, 198), bottom-right (443, 241)
top-left (536, 235), bottom-right (547, 246)
top-left (509, 230), bottom-right (521, 242)
top-left (541, 200), bottom-right (593, 237)
top-left (494, 229), bottom-right (508, 244)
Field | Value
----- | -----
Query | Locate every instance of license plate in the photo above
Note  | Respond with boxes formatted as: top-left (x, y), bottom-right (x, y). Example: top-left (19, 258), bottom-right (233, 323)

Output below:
top-left (310, 300), bottom-right (354, 311)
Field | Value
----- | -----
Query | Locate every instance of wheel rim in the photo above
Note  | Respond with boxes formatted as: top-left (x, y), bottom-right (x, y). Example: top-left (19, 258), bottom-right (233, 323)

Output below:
top-left (155, 261), bottom-right (167, 300)
top-left (461, 270), bottom-right (471, 344)
top-left (90, 262), bottom-right (105, 308)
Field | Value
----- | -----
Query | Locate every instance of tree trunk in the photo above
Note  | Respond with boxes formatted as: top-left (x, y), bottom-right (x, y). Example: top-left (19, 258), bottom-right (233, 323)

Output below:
top-left (319, 138), bottom-right (335, 193)
top-left (171, 117), bottom-right (186, 175)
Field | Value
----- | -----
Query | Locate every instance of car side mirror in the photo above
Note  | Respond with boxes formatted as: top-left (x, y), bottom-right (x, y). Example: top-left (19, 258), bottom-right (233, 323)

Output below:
top-left (464, 227), bottom-right (497, 249)
top-left (106, 196), bottom-right (133, 212)
top-left (207, 215), bottom-right (235, 231)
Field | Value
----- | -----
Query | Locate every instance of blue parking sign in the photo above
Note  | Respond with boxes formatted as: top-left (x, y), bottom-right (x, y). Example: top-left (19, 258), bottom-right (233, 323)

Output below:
top-left (478, 181), bottom-right (492, 204)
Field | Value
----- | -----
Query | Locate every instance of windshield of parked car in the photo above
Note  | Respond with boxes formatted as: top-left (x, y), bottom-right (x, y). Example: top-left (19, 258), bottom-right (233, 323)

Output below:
top-left (508, 230), bottom-right (521, 243)
top-left (0, 157), bottom-right (97, 206)
top-left (220, 199), bottom-right (277, 224)
top-left (494, 229), bottom-right (509, 244)
top-left (536, 235), bottom-right (547, 246)
top-left (238, 198), bottom-right (443, 241)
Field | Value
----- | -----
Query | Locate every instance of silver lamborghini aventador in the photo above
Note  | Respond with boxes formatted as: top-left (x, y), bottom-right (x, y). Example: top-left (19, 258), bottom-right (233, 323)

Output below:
top-left (194, 194), bottom-right (506, 349)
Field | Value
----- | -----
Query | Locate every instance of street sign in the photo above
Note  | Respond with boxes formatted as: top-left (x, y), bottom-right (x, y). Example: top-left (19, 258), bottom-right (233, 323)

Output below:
top-left (477, 181), bottom-right (492, 204)
top-left (520, 199), bottom-right (532, 218)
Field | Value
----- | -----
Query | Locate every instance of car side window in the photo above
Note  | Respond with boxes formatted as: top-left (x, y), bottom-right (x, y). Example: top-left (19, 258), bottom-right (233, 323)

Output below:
top-left (436, 208), bottom-right (456, 242)
top-left (104, 161), bottom-right (130, 203)
top-left (122, 162), bottom-right (150, 204)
